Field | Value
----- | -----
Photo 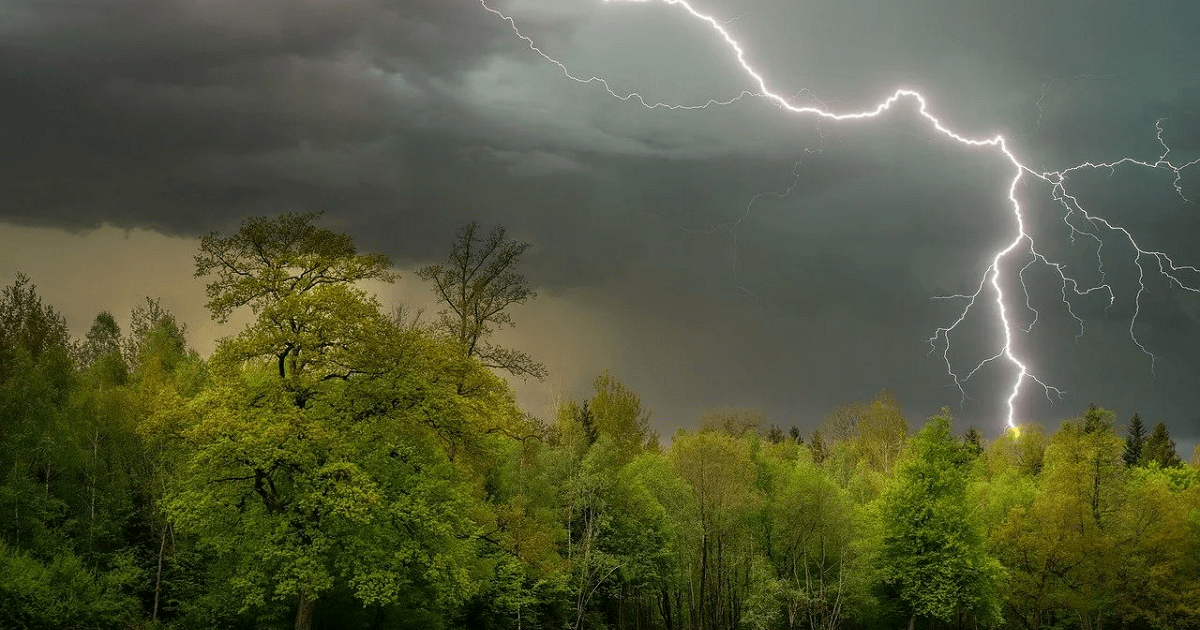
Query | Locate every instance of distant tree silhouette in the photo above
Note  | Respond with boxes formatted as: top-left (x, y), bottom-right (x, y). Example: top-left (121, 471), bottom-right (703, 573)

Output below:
top-left (963, 426), bottom-right (984, 457)
top-left (1143, 422), bottom-right (1183, 468)
top-left (418, 222), bottom-right (546, 380)
top-left (1122, 413), bottom-right (1147, 467)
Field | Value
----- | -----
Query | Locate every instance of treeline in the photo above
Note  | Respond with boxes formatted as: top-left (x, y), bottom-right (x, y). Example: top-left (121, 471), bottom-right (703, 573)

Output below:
top-left (1, 214), bottom-right (1198, 630)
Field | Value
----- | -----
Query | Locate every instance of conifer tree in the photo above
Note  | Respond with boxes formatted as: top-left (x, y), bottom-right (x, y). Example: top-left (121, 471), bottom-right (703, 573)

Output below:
top-left (963, 426), bottom-right (984, 457)
top-left (1143, 422), bottom-right (1183, 468)
top-left (1122, 413), bottom-right (1146, 467)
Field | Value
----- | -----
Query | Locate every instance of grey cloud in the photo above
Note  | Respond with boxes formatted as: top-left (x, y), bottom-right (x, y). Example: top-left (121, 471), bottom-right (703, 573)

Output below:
top-left (1, 0), bottom-right (1198, 449)
top-left (483, 148), bottom-right (592, 176)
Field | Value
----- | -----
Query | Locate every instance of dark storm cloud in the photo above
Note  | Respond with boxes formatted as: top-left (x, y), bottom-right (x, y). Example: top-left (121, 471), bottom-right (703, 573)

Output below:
top-left (2, 0), bottom-right (1198, 449)
top-left (1, 0), bottom-right (507, 232)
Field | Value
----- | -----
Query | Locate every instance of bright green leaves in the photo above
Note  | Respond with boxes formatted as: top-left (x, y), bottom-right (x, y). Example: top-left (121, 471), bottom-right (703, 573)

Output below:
top-left (196, 213), bottom-right (397, 388)
top-left (170, 367), bottom-right (481, 614)
top-left (764, 454), bottom-right (869, 630)
top-left (988, 406), bottom-right (1200, 630)
top-left (195, 212), bottom-right (393, 324)
top-left (877, 415), bottom-right (1004, 626)
top-left (181, 214), bottom-right (513, 626)
top-left (554, 371), bottom-right (656, 464)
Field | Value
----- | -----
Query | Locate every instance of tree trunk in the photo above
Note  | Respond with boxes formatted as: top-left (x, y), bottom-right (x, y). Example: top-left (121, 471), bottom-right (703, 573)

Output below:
top-left (699, 532), bottom-right (708, 630)
top-left (152, 523), bottom-right (169, 620)
top-left (908, 613), bottom-right (916, 630)
top-left (90, 430), bottom-right (99, 524)
top-left (295, 590), bottom-right (317, 630)
top-left (660, 588), bottom-right (674, 630)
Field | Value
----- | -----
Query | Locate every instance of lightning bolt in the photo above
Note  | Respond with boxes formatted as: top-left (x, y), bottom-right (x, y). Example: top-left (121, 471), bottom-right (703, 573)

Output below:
top-left (478, 0), bottom-right (1200, 431)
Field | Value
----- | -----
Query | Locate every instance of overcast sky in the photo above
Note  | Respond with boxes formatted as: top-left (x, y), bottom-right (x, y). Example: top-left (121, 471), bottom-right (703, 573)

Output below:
top-left (2, 0), bottom-right (1198, 450)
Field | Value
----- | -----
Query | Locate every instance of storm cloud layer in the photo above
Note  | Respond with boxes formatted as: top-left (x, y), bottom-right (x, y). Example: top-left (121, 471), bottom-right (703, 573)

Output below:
top-left (2, 0), bottom-right (1198, 447)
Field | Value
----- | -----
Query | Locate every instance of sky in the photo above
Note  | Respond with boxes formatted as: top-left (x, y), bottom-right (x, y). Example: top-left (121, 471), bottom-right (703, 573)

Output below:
top-left (2, 0), bottom-right (1198, 451)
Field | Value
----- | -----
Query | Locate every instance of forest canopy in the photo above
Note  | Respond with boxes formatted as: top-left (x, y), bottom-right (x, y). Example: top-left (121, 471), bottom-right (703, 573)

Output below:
top-left (1, 214), bottom-right (1197, 630)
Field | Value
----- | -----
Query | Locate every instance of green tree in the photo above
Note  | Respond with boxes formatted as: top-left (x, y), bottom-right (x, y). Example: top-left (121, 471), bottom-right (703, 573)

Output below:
top-left (1143, 421), bottom-right (1183, 468)
top-left (591, 371), bottom-right (656, 461)
top-left (563, 437), bottom-right (674, 629)
top-left (1111, 465), bottom-right (1200, 628)
top-left (0, 542), bottom-right (140, 629)
top-left (1123, 413), bottom-right (1147, 467)
top-left (0, 274), bottom-right (76, 552)
top-left (72, 314), bottom-right (139, 559)
top-left (988, 423), bottom-right (1048, 477)
top-left (577, 400), bottom-right (599, 446)
top-left (1081, 403), bottom-right (1113, 434)
top-left (194, 212), bottom-right (395, 387)
top-left (181, 213), bottom-right (511, 629)
top-left (876, 413), bottom-right (1004, 630)
top-left (992, 407), bottom-right (1127, 630)
top-left (78, 312), bottom-right (126, 377)
top-left (540, 375), bottom-right (667, 629)
top-left (625, 451), bottom-right (699, 630)
top-left (963, 426), bottom-right (984, 458)
top-left (123, 301), bottom-right (206, 623)
top-left (551, 372), bottom-right (655, 465)
top-left (670, 429), bottom-right (758, 630)
top-left (418, 222), bottom-right (547, 380)
top-left (821, 391), bottom-right (908, 476)
top-left (172, 370), bottom-right (485, 628)
top-left (809, 431), bottom-right (828, 465)
top-left (766, 453), bottom-right (869, 630)
top-left (0, 273), bottom-right (72, 382)
top-left (124, 297), bottom-right (191, 376)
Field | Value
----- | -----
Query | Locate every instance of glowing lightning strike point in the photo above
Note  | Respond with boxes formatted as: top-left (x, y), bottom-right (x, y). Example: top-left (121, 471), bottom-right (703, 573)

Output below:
top-left (478, 0), bottom-right (1200, 432)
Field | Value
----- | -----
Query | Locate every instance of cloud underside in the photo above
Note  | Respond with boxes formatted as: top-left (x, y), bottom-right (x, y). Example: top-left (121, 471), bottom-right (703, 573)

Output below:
top-left (1, 0), bottom-right (1198, 442)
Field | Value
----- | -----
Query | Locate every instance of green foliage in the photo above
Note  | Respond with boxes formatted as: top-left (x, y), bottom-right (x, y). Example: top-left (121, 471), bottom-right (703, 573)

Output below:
top-left (876, 414), bottom-right (1004, 626)
top-left (962, 426), bottom-right (984, 458)
top-left (195, 212), bottom-right (396, 388)
top-left (591, 371), bottom-right (656, 460)
top-left (5, 218), bottom-right (1200, 630)
top-left (1115, 464), bottom-right (1200, 627)
top-left (0, 542), bottom-right (140, 629)
top-left (1144, 421), bottom-right (1184, 468)
top-left (168, 342), bottom-right (488, 619)
top-left (0, 273), bottom-right (72, 376)
top-left (986, 423), bottom-right (1048, 477)
top-left (766, 452), bottom-right (871, 630)
top-left (992, 406), bottom-right (1134, 630)
top-left (809, 429), bottom-right (828, 464)
top-left (0, 276), bottom-right (78, 555)
top-left (194, 212), bottom-right (394, 324)
top-left (819, 390), bottom-right (909, 477)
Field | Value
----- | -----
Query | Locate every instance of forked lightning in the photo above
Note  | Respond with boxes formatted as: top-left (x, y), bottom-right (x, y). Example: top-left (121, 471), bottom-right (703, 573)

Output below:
top-left (478, 0), bottom-right (1200, 431)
